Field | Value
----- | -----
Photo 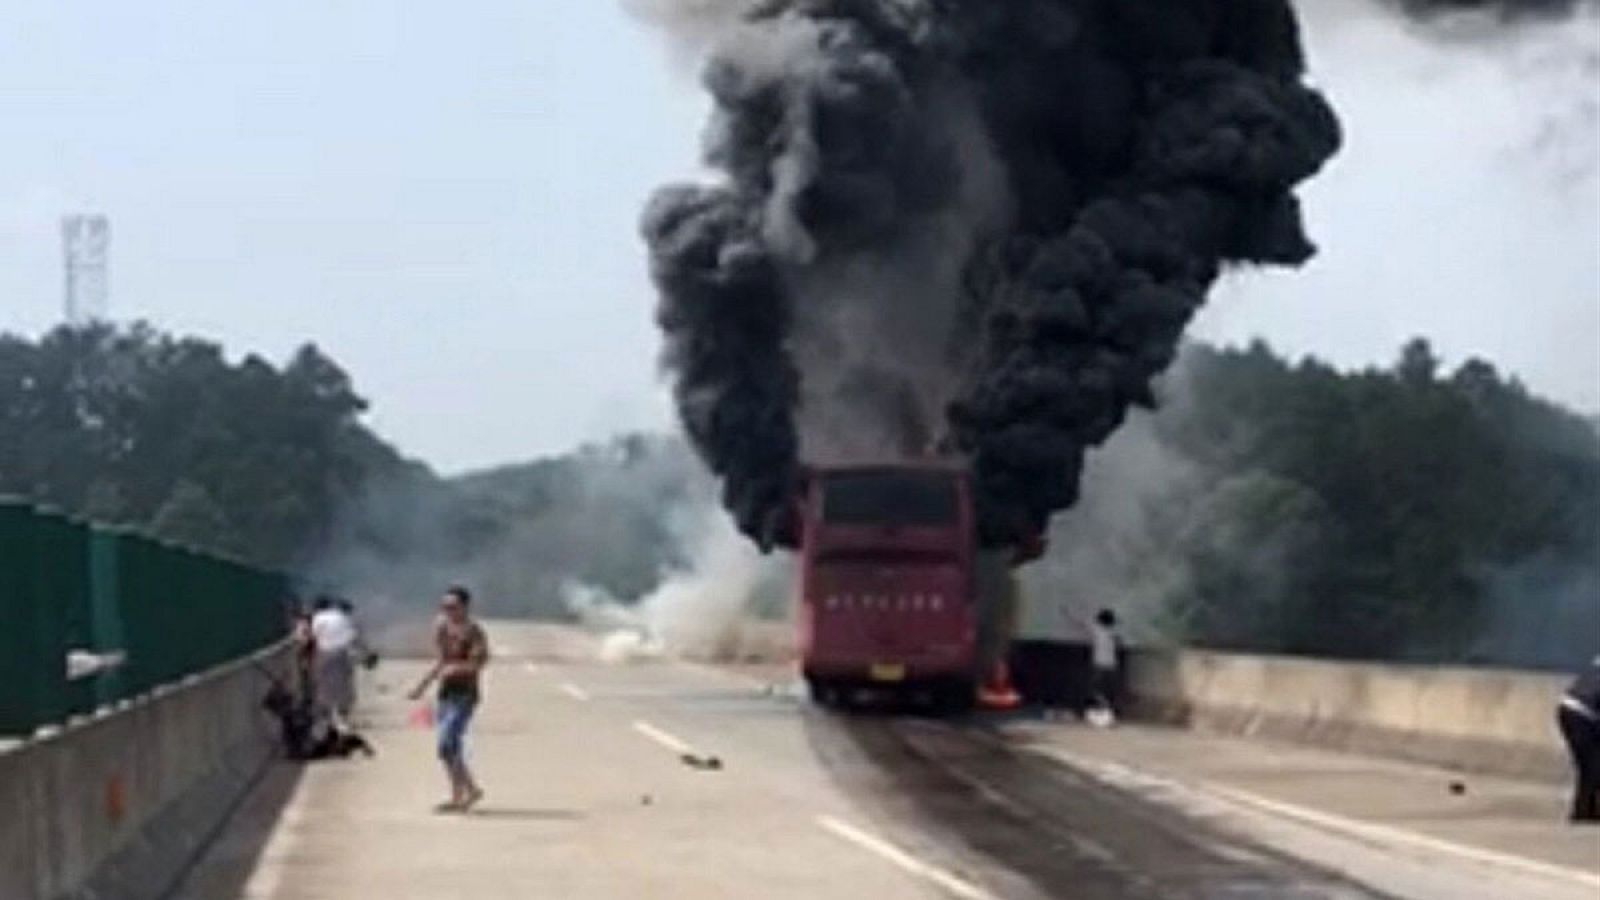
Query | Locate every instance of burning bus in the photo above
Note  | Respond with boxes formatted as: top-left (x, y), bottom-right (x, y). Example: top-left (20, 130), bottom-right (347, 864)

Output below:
top-left (640, 0), bottom-right (1339, 704)
top-left (794, 462), bottom-right (1034, 710)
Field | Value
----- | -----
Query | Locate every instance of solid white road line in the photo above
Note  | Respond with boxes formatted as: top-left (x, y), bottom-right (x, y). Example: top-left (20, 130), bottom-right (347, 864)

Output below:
top-left (815, 815), bottom-right (996, 900)
top-left (1200, 779), bottom-right (1600, 891)
top-left (521, 661), bottom-right (590, 702)
top-left (632, 720), bottom-right (695, 756)
top-left (1032, 744), bottom-right (1600, 892)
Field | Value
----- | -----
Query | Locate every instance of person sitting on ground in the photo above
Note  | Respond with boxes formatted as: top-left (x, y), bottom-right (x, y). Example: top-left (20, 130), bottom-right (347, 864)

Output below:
top-left (1558, 654), bottom-right (1600, 823)
top-left (262, 683), bottom-right (375, 760)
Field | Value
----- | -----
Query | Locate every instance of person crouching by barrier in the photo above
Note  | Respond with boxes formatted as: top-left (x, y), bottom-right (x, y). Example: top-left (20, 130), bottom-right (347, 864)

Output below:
top-left (1558, 655), bottom-right (1600, 824)
top-left (408, 585), bottom-right (491, 813)
top-left (261, 679), bottom-right (375, 760)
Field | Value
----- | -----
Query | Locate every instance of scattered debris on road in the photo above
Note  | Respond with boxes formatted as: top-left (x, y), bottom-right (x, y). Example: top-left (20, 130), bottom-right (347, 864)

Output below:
top-left (680, 753), bottom-right (723, 771)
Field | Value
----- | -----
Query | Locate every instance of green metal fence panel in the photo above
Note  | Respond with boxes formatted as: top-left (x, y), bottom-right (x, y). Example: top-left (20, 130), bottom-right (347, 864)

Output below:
top-left (37, 509), bottom-right (95, 721)
top-left (116, 530), bottom-right (156, 698)
top-left (0, 501), bottom-right (48, 735)
top-left (26, 508), bottom-right (73, 728)
top-left (1, 502), bottom-right (294, 737)
top-left (87, 527), bottom-right (126, 708)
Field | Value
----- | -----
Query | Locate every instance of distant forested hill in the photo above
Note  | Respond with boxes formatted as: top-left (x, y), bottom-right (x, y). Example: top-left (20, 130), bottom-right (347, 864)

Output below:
top-left (0, 323), bottom-right (713, 618)
top-left (0, 323), bottom-right (418, 568)
top-left (5, 324), bottom-right (1594, 667)
top-left (1027, 339), bottom-right (1600, 669)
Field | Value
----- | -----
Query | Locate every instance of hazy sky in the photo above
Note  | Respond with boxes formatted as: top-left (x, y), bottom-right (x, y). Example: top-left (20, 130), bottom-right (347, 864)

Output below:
top-left (1, 0), bottom-right (1596, 473)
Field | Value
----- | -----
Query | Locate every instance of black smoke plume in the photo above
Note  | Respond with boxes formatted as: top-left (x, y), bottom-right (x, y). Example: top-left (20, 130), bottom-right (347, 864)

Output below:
top-left (641, 0), bottom-right (1341, 550)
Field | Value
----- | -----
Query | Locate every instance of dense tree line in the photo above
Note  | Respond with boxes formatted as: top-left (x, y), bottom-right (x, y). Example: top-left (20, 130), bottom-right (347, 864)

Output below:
top-left (0, 324), bottom-right (416, 568)
top-left (5, 324), bottom-right (1594, 666)
top-left (1032, 339), bottom-right (1600, 669)
top-left (0, 324), bottom-right (713, 616)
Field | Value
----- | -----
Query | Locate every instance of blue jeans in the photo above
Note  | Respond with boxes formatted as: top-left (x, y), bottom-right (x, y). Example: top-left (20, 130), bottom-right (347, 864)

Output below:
top-left (436, 695), bottom-right (477, 767)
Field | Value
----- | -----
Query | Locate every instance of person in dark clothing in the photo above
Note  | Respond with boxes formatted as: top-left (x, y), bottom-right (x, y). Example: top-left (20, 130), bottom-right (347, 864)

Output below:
top-left (1558, 655), bottom-right (1600, 823)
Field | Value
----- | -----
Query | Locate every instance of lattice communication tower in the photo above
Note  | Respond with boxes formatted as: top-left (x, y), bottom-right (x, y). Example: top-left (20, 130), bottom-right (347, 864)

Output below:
top-left (63, 214), bottom-right (110, 325)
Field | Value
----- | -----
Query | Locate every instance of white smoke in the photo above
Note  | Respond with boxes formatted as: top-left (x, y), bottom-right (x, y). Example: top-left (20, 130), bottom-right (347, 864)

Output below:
top-left (1013, 406), bottom-right (1200, 645)
top-left (562, 505), bottom-right (792, 662)
top-left (1012, 355), bottom-right (1294, 647)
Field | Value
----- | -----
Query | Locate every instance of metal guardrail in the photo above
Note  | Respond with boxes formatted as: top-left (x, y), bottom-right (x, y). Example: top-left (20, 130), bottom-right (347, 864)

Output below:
top-left (0, 499), bottom-right (292, 737)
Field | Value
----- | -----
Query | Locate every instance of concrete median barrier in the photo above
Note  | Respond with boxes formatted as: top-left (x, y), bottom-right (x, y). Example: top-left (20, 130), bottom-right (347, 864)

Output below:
top-left (1125, 648), bottom-right (1571, 782)
top-left (0, 645), bottom-right (288, 900)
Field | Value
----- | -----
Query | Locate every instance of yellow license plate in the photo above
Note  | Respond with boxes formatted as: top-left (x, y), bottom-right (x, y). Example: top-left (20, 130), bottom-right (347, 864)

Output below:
top-left (869, 663), bottom-right (906, 682)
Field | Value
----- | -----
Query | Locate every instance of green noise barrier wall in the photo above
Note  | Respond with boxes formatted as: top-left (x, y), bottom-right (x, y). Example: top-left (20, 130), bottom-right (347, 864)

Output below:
top-left (0, 499), bottom-right (291, 737)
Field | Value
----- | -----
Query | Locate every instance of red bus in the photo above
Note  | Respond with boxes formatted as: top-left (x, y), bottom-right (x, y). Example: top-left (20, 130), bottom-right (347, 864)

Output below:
top-left (796, 462), bottom-right (983, 709)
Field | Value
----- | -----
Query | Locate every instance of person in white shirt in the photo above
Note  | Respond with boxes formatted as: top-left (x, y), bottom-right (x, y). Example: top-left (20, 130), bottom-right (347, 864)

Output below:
top-left (310, 596), bottom-right (358, 728)
top-left (1087, 608), bottom-right (1121, 723)
top-left (1056, 605), bottom-right (1123, 724)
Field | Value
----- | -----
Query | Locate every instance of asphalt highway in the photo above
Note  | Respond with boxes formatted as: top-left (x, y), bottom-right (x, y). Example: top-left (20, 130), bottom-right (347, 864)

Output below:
top-left (177, 623), bottom-right (1598, 900)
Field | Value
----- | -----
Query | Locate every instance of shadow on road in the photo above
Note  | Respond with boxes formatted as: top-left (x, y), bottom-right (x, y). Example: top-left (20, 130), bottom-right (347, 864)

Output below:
top-left (802, 710), bottom-right (1382, 900)
top-left (167, 761), bottom-right (305, 900)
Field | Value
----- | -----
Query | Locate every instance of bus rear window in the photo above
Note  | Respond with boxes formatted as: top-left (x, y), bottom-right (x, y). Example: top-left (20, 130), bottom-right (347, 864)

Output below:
top-left (820, 471), bottom-right (958, 527)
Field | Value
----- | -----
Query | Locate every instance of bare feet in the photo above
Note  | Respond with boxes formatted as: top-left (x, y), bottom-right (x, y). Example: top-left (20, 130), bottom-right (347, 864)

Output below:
top-left (459, 786), bottom-right (484, 812)
top-left (433, 799), bottom-right (463, 814)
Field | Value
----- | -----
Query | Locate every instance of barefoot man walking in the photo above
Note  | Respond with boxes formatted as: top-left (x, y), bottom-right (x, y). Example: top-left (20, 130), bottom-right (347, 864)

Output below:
top-left (409, 585), bottom-right (490, 812)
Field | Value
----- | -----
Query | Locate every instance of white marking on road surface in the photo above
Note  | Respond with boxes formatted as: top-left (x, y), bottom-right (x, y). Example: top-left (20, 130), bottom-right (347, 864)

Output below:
top-left (559, 682), bottom-right (591, 701)
top-left (632, 720), bottom-right (695, 756)
top-left (1032, 744), bottom-right (1600, 893)
top-left (1200, 779), bottom-right (1600, 891)
top-left (815, 815), bottom-right (996, 900)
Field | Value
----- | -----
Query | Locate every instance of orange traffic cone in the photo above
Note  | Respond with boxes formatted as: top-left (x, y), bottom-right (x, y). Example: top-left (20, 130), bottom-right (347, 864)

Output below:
top-left (977, 660), bottom-right (1021, 710)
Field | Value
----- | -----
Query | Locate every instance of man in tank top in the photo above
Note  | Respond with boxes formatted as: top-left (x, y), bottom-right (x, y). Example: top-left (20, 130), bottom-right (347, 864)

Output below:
top-left (408, 585), bottom-right (490, 812)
